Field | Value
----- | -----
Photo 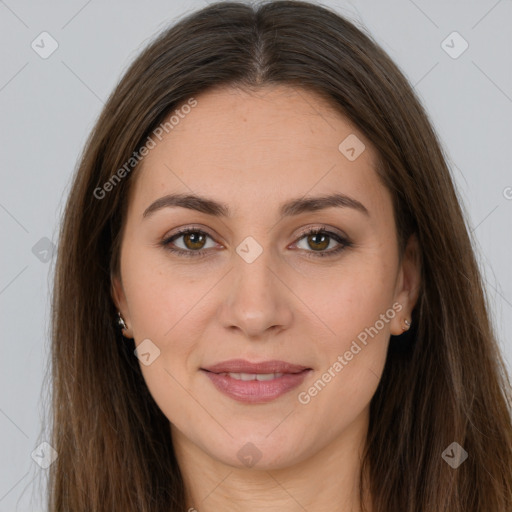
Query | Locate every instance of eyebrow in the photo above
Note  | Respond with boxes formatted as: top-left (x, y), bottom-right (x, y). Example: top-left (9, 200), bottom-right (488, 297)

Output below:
top-left (142, 192), bottom-right (370, 220)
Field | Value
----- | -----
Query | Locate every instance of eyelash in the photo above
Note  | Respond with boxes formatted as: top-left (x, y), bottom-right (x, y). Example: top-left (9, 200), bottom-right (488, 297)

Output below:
top-left (160, 225), bottom-right (352, 260)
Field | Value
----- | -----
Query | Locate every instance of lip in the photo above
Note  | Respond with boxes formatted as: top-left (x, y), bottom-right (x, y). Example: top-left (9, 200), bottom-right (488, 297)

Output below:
top-left (202, 359), bottom-right (310, 374)
top-left (201, 359), bottom-right (312, 404)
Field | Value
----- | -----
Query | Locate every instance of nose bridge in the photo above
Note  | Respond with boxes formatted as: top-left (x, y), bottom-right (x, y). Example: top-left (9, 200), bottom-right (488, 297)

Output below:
top-left (219, 236), bottom-right (293, 337)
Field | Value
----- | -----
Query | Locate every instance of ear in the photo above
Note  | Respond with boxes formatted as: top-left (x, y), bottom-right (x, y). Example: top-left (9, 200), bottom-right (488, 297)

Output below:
top-left (390, 233), bottom-right (421, 336)
top-left (111, 273), bottom-right (133, 338)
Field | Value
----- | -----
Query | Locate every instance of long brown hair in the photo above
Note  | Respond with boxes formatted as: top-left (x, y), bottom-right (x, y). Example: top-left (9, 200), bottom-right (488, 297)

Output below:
top-left (46, 1), bottom-right (512, 510)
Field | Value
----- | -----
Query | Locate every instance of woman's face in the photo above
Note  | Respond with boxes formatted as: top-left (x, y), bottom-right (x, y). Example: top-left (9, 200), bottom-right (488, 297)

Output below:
top-left (112, 85), bottom-right (420, 470)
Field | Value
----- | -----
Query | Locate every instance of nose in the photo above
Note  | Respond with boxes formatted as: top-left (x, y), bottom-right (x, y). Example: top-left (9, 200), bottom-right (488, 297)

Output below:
top-left (217, 247), bottom-right (294, 340)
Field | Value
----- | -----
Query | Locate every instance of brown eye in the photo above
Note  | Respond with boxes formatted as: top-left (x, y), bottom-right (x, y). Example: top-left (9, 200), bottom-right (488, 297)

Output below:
top-left (305, 232), bottom-right (330, 251)
top-left (162, 228), bottom-right (216, 258)
top-left (161, 226), bottom-right (351, 259)
top-left (181, 231), bottom-right (207, 250)
top-left (294, 227), bottom-right (351, 258)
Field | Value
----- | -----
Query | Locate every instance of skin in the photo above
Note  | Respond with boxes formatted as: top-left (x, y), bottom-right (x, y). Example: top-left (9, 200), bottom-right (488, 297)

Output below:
top-left (112, 84), bottom-right (421, 512)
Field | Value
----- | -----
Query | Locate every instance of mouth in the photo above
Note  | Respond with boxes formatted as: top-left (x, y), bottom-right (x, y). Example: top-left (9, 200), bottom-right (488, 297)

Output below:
top-left (200, 359), bottom-right (312, 403)
top-left (209, 371), bottom-right (289, 381)
top-left (202, 358), bottom-right (311, 374)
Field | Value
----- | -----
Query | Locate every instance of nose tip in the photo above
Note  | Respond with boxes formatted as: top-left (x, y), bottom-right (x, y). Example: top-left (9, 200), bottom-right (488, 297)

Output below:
top-left (218, 258), bottom-right (293, 339)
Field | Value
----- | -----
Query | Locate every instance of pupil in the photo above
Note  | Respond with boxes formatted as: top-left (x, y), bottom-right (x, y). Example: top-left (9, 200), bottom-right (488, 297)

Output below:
top-left (186, 232), bottom-right (204, 249)
top-left (310, 233), bottom-right (328, 251)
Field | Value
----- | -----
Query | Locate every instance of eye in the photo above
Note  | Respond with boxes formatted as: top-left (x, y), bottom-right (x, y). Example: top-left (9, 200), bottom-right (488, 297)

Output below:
top-left (161, 227), bottom-right (217, 258)
top-left (292, 226), bottom-right (351, 258)
top-left (160, 225), bottom-right (351, 259)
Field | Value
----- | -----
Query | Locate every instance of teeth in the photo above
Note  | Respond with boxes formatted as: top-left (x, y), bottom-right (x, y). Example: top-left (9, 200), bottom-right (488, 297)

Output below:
top-left (255, 372), bottom-right (284, 381)
top-left (221, 372), bottom-right (284, 381)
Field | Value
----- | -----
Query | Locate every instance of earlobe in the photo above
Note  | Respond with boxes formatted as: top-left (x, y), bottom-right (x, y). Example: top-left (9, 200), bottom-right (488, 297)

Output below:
top-left (110, 274), bottom-right (133, 338)
top-left (390, 234), bottom-right (422, 336)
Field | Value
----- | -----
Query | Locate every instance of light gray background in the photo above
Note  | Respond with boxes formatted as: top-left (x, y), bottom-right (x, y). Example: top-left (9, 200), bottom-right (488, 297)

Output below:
top-left (1, 0), bottom-right (511, 510)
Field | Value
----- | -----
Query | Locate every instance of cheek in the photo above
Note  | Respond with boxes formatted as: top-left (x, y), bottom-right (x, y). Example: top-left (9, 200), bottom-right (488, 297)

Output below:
top-left (122, 246), bottom-right (202, 342)
top-left (121, 253), bottom-right (207, 426)
top-left (296, 315), bottom-right (390, 442)
top-left (303, 255), bottom-right (397, 344)
top-left (295, 260), bottom-right (396, 423)
top-left (121, 248), bottom-right (216, 402)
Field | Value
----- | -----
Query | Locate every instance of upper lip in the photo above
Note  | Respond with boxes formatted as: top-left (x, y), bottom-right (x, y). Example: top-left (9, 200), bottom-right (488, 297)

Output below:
top-left (202, 359), bottom-right (310, 374)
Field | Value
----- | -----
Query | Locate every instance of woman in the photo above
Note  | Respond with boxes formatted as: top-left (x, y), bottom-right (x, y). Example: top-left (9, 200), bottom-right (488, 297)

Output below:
top-left (47, 1), bottom-right (512, 510)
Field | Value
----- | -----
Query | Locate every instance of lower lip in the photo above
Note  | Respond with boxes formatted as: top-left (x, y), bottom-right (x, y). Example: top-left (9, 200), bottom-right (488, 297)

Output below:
top-left (201, 369), bottom-right (312, 404)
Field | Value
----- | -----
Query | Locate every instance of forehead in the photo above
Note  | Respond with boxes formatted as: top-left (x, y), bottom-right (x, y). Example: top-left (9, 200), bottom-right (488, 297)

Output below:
top-left (128, 85), bottom-right (388, 220)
